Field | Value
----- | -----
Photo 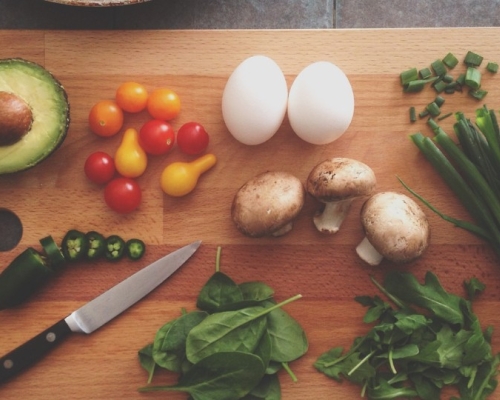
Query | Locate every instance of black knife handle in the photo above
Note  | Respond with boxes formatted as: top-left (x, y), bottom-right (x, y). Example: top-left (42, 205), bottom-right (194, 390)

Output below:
top-left (0, 319), bottom-right (72, 384)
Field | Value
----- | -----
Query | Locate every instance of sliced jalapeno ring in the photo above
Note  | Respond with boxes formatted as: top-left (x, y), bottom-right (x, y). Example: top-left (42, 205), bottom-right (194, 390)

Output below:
top-left (0, 248), bottom-right (53, 309)
top-left (125, 238), bottom-right (146, 261)
top-left (85, 231), bottom-right (106, 260)
top-left (105, 235), bottom-right (126, 261)
top-left (40, 235), bottom-right (66, 271)
top-left (62, 229), bottom-right (88, 262)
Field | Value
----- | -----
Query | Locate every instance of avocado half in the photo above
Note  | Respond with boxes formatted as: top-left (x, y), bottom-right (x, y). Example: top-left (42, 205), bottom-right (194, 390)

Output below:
top-left (0, 58), bottom-right (70, 174)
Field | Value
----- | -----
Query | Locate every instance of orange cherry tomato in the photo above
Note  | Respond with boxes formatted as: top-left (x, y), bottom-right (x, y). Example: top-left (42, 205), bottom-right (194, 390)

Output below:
top-left (88, 100), bottom-right (124, 137)
top-left (147, 88), bottom-right (181, 121)
top-left (115, 82), bottom-right (148, 113)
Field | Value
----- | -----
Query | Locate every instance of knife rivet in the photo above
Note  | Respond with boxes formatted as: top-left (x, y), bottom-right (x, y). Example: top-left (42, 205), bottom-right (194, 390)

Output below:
top-left (46, 332), bottom-right (56, 343)
top-left (3, 359), bottom-right (13, 370)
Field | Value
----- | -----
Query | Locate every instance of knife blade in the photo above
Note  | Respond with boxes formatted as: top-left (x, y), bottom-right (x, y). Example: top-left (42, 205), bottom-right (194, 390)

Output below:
top-left (0, 240), bottom-right (201, 384)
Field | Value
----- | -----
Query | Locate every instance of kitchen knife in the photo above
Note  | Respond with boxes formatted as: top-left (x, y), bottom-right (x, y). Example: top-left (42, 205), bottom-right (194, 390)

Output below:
top-left (0, 240), bottom-right (201, 384)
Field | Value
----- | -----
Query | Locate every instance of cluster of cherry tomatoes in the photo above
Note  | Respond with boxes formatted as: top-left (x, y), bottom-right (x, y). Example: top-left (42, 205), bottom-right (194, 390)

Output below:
top-left (84, 82), bottom-right (210, 214)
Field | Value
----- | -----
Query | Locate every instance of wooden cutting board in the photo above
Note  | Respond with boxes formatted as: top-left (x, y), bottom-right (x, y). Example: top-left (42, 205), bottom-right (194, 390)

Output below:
top-left (1, 28), bottom-right (500, 400)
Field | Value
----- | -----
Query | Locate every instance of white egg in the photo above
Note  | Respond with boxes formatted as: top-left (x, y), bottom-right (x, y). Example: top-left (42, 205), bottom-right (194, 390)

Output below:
top-left (222, 55), bottom-right (288, 145)
top-left (288, 61), bottom-right (354, 145)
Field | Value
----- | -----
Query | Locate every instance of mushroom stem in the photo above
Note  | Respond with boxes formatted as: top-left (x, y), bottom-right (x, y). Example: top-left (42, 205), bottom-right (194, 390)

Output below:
top-left (355, 236), bottom-right (384, 266)
top-left (313, 199), bottom-right (353, 234)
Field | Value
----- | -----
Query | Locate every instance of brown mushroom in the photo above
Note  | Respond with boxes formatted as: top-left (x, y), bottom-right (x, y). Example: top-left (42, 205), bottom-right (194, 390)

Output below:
top-left (231, 171), bottom-right (305, 237)
top-left (355, 191), bottom-right (430, 266)
top-left (0, 91), bottom-right (33, 146)
top-left (306, 157), bottom-right (376, 234)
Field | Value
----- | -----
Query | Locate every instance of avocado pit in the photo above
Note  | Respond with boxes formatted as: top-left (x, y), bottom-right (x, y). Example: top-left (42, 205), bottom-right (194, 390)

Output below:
top-left (0, 91), bottom-right (33, 146)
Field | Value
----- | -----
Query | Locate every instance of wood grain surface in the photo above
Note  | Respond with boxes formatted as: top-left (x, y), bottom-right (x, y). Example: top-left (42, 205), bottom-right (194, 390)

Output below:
top-left (1, 28), bottom-right (500, 399)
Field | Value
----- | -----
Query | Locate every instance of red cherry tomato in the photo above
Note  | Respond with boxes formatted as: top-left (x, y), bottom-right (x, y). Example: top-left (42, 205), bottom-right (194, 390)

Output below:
top-left (84, 151), bottom-right (116, 184)
top-left (104, 177), bottom-right (142, 214)
top-left (176, 122), bottom-right (209, 155)
top-left (138, 120), bottom-right (176, 155)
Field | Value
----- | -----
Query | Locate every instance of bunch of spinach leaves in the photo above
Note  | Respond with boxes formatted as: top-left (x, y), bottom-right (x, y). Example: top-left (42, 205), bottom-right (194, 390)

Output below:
top-left (314, 271), bottom-right (500, 400)
top-left (138, 247), bottom-right (308, 400)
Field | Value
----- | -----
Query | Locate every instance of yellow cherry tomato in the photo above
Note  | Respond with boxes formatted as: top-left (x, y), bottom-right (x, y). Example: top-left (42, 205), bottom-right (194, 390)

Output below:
top-left (160, 154), bottom-right (217, 197)
top-left (114, 128), bottom-right (148, 178)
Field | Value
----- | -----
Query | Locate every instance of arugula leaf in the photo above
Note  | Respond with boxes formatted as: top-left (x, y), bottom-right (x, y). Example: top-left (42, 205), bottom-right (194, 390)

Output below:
top-left (465, 277), bottom-right (486, 301)
top-left (316, 272), bottom-right (499, 400)
top-left (384, 271), bottom-right (465, 326)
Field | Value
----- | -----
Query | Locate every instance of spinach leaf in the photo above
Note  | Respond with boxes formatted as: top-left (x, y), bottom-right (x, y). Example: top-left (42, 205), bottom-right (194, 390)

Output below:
top-left (384, 271), bottom-right (465, 326)
top-left (138, 351), bottom-right (266, 400)
top-left (138, 343), bottom-right (156, 384)
top-left (240, 282), bottom-right (275, 302)
top-left (254, 330), bottom-right (272, 371)
top-left (196, 271), bottom-right (243, 313)
top-left (186, 295), bottom-right (301, 364)
top-left (242, 373), bottom-right (281, 400)
top-left (153, 310), bottom-right (208, 372)
top-left (266, 307), bottom-right (308, 362)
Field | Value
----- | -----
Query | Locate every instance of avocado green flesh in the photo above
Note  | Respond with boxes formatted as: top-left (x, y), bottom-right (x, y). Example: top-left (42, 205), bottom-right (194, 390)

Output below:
top-left (0, 59), bottom-right (70, 174)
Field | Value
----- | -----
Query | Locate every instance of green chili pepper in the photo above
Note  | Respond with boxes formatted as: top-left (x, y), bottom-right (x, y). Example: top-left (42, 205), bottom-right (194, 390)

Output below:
top-left (105, 235), bottom-right (126, 261)
top-left (85, 231), bottom-right (106, 260)
top-left (61, 229), bottom-right (88, 262)
top-left (39, 235), bottom-right (66, 271)
top-left (0, 248), bottom-right (54, 309)
top-left (126, 239), bottom-right (146, 260)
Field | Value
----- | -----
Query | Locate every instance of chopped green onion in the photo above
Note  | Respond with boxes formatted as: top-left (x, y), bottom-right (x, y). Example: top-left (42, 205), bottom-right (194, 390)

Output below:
top-left (465, 67), bottom-right (482, 89)
top-left (403, 77), bottom-right (437, 93)
top-left (426, 101), bottom-right (441, 117)
top-left (433, 79), bottom-right (447, 93)
top-left (438, 112), bottom-right (453, 121)
top-left (456, 73), bottom-right (466, 86)
top-left (469, 88), bottom-right (488, 100)
top-left (409, 107), bottom-right (417, 123)
top-left (464, 51), bottom-right (483, 67)
top-left (400, 67), bottom-right (418, 85)
top-left (419, 67), bottom-right (432, 79)
top-left (434, 95), bottom-right (445, 107)
top-left (431, 59), bottom-right (447, 77)
top-left (443, 52), bottom-right (459, 68)
top-left (442, 74), bottom-right (454, 83)
top-left (419, 110), bottom-right (430, 118)
top-left (486, 62), bottom-right (499, 73)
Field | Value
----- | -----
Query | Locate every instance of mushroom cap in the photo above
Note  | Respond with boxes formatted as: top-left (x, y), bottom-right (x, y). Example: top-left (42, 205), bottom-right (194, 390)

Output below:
top-left (306, 157), bottom-right (376, 202)
top-left (360, 191), bottom-right (430, 263)
top-left (231, 171), bottom-right (305, 237)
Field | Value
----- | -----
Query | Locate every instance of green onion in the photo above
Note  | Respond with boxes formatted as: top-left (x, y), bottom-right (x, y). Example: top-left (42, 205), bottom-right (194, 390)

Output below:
top-left (438, 112), bottom-right (453, 121)
top-left (487, 62), bottom-right (499, 73)
top-left (400, 68), bottom-right (418, 85)
top-left (409, 107), bottom-right (417, 123)
top-left (465, 67), bottom-right (481, 89)
top-left (406, 107), bottom-right (500, 257)
top-left (443, 52), bottom-right (459, 68)
top-left (456, 73), bottom-right (466, 86)
top-left (419, 110), bottom-right (430, 118)
top-left (433, 79), bottom-right (448, 93)
top-left (469, 88), bottom-right (488, 100)
top-left (464, 51), bottom-right (483, 67)
top-left (434, 95), bottom-right (445, 107)
top-left (403, 77), bottom-right (437, 93)
top-left (419, 67), bottom-right (432, 79)
top-left (431, 59), bottom-right (447, 77)
top-left (426, 101), bottom-right (441, 117)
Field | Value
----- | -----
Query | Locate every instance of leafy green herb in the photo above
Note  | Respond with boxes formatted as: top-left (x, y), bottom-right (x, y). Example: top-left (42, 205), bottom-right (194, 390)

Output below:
top-left (315, 271), bottom-right (500, 400)
top-left (138, 246), bottom-right (307, 399)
